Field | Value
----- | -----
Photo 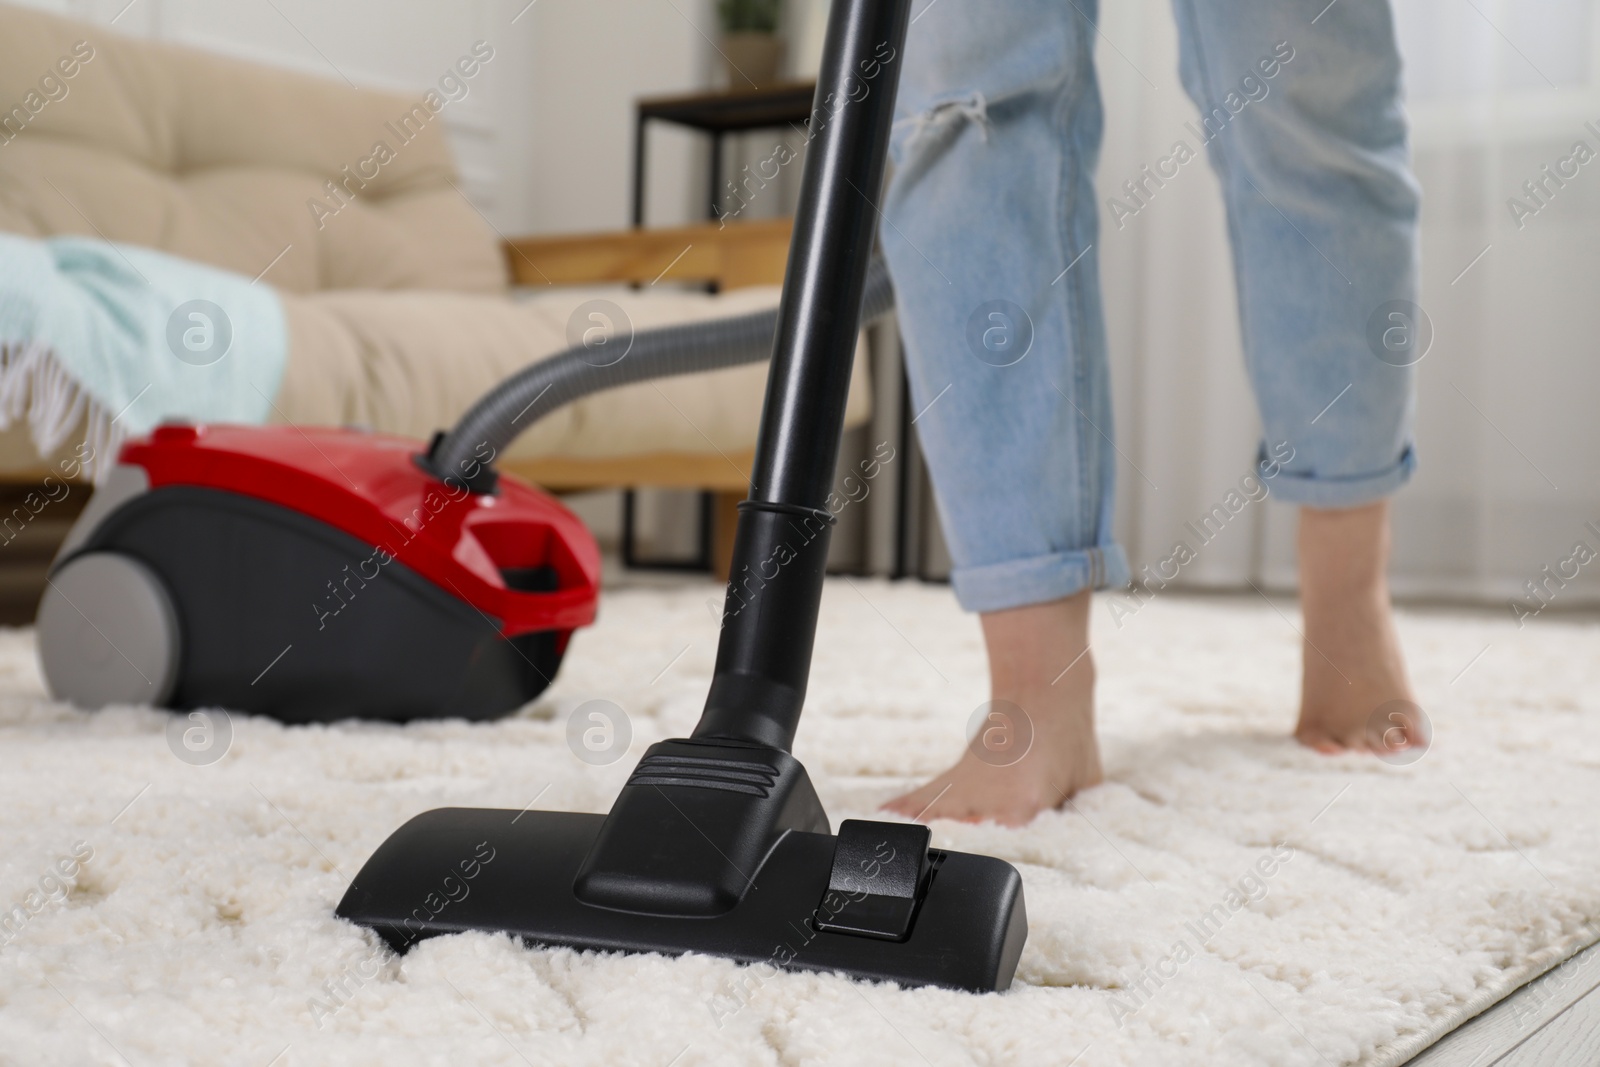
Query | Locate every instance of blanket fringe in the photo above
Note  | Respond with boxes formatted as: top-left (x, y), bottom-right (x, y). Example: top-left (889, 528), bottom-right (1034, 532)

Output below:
top-left (0, 340), bottom-right (120, 483)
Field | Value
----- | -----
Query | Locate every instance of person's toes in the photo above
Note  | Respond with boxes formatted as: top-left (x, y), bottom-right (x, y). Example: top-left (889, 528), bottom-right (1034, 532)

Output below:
top-left (985, 805), bottom-right (1035, 829)
top-left (878, 794), bottom-right (919, 819)
top-left (880, 778), bottom-right (948, 820)
top-left (1294, 726), bottom-right (1349, 754)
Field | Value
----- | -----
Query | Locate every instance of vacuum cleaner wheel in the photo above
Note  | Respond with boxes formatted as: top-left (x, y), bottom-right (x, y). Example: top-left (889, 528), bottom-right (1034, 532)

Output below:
top-left (38, 551), bottom-right (181, 709)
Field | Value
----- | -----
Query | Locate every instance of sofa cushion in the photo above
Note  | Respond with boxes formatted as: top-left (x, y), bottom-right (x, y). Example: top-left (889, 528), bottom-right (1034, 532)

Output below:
top-left (276, 285), bottom-right (872, 464)
top-left (0, 2), bottom-right (506, 295)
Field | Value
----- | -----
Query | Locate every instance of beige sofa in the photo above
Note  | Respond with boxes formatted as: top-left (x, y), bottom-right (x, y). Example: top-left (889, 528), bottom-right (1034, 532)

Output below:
top-left (0, 2), bottom-right (867, 503)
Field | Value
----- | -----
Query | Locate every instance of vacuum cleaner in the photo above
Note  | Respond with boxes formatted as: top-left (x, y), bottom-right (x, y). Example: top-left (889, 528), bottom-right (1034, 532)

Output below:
top-left (40, 0), bottom-right (1028, 992)
top-left (35, 422), bottom-right (600, 722)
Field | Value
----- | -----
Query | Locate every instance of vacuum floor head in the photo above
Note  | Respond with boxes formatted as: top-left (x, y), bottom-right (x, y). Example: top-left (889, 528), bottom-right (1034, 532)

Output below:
top-left (336, 739), bottom-right (1028, 992)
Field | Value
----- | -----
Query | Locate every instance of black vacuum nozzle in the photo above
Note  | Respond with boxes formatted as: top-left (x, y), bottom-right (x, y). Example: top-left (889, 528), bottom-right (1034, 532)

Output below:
top-left (338, 0), bottom-right (1029, 993)
top-left (336, 743), bottom-right (1027, 992)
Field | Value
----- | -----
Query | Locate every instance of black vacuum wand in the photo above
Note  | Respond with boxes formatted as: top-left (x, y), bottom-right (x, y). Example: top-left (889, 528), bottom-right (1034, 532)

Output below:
top-left (337, 0), bottom-right (1028, 993)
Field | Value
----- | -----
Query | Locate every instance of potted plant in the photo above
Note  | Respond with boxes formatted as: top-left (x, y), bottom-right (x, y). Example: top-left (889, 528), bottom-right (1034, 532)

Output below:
top-left (717, 0), bottom-right (784, 89)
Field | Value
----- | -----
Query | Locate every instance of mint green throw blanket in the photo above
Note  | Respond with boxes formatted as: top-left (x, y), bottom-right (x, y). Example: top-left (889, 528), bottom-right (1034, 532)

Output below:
top-left (0, 233), bottom-right (287, 475)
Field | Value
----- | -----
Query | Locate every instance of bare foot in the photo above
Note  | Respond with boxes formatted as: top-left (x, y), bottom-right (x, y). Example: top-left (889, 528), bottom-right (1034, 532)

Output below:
top-left (1294, 501), bottom-right (1423, 754)
top-left (882, 591), bottom-right (1102, 827)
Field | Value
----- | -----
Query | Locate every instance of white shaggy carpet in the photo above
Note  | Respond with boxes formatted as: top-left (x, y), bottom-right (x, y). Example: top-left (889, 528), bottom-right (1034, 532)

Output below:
top-left (1, 578), bottom-right (1597, 1067)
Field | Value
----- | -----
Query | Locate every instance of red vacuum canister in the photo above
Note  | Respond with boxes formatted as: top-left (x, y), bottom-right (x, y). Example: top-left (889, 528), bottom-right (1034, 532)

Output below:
top-left (36, 423), bottom-right (601, 723)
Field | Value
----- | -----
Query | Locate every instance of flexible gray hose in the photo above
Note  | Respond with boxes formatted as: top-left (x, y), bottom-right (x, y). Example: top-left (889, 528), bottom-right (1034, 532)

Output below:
top-left (428, 256), bottom-right (895, 486)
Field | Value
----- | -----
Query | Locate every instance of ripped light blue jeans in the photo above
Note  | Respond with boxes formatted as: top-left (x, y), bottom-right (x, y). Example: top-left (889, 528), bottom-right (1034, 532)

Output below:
top-left (880, 0), bottom-right (1421, 613)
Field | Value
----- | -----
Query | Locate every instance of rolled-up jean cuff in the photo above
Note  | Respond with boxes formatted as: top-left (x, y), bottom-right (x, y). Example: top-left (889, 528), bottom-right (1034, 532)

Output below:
top-left (950, 543), bottom-right (1131, 613)
top-left (1265, 444), bottom-right (1417, 509)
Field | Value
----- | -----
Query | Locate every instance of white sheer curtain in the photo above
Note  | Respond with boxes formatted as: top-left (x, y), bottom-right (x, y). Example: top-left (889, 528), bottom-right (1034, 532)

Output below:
top-left (1094, 0), bottom-right (1600, 609)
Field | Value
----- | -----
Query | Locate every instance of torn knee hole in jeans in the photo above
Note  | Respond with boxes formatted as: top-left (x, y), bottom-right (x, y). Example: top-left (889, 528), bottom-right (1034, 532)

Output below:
top-left (895, 92), bottom-right (991, 146)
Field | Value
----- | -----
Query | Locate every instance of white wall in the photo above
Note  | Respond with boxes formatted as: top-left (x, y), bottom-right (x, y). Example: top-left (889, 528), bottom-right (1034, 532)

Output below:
top-left (521, 0), bottom-right (831, 235)
top-left (520, 0), bottom-right (710, 233)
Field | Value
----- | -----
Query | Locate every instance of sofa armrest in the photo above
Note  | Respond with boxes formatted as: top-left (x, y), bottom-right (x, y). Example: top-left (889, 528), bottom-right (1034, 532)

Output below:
top-left (502, 217), bottom-right (792, 291)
